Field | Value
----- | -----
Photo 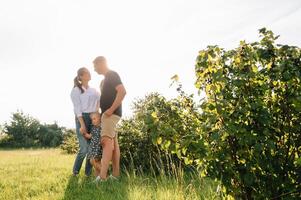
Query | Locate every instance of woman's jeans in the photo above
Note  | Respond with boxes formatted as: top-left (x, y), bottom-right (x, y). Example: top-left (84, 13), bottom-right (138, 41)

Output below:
top-left (72, 113), bottom-right (92, 176)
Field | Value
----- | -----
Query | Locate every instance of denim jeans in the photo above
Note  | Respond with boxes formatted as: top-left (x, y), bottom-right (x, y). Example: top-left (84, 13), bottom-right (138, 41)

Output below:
top-left (72, 113), bottom-right (93, 176)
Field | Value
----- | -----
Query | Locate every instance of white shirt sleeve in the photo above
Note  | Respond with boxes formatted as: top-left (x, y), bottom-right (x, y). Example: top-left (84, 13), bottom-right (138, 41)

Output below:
top-left (70, 87), bottom-right (82, 117)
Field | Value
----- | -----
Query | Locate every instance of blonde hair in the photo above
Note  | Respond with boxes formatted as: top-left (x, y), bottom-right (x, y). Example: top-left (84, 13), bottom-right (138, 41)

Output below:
top-left (93, 56), bottom-right (106, 65)
top-left (90, 112), bottom-right (101, 118)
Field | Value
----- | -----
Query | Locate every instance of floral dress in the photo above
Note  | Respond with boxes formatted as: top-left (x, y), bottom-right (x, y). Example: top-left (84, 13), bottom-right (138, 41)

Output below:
top-left (87, 125), bottom-right (102, 160)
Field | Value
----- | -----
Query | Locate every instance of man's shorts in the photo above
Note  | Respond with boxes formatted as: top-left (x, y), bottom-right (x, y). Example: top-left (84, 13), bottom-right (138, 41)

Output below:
top-left (101, 114), bottom-right (121, 138)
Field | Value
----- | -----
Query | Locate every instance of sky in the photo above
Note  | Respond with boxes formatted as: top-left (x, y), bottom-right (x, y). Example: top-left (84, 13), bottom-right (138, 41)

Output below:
top-left (0, 0), bottom-right (301, 128)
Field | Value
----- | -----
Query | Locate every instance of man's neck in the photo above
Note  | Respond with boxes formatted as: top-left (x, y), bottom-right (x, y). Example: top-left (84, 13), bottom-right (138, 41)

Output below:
top-left (103, 68), bottom-right (110, 76)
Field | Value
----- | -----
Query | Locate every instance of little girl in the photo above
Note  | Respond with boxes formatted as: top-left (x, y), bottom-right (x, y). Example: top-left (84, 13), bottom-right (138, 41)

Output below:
top-left (87, 112), bottom-right (102, 180)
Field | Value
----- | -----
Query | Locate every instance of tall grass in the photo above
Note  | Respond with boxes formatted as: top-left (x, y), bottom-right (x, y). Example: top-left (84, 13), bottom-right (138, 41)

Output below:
top-left (0, 149), bottom-right (223, 200)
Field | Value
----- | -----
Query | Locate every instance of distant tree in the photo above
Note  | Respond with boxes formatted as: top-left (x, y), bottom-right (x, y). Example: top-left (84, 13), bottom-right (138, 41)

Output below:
top-left (4, 111), bottom-right (40, 147)
top-left (38, 123), bottom-right (64, 147)
top-left (2, 111), bottom-right (65, 148)
top-left (0, 124), bottom-right (3, 135)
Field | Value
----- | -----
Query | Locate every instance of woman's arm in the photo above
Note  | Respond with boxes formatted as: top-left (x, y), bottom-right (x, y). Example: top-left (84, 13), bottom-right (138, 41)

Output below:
top-left (71, 88), bottom-right (87, 135)
top-left (78, 117), bottom-right (87, 135)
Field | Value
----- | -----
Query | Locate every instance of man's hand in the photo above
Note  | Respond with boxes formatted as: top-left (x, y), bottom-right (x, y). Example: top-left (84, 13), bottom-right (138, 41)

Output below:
top-left (104, 108), bottom-right (114, 117)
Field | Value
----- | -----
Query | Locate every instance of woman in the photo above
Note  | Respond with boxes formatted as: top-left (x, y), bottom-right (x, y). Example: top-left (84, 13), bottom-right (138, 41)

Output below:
top-left (71, 67), bottom-right (100, 176)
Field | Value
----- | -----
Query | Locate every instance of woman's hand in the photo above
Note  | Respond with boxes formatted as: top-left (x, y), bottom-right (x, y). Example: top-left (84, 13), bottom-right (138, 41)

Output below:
top-left (84, 133), bottom-right (92, 139)
top-left (78, 116), bottom-right (87, 135)
top-left (80, 126), bottom-right (87, 135)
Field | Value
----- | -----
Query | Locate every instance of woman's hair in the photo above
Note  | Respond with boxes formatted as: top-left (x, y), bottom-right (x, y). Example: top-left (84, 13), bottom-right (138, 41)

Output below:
top-left (73, 67), bottom-right (87, 93)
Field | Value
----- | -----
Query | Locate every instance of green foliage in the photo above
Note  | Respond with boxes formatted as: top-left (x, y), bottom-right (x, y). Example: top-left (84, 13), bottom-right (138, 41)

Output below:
top-left (2, 111), bottom-right (65, 148)
top-left (38, 123), bottom-right (64, 147)
top-left (60, 129), bottom-right (78, 154)
top-left (141, 88), bottom-right (206, 168)
top-left (0, 134), bottom-right (13, 147)
top-left (140, 28), bottom-right (301, 199)
top-left (192, 28), bottom-right (301, 199)
top-left (3, 111), bottom-right (41, 147)
top-left (118, 93), bottom-right (182, 173)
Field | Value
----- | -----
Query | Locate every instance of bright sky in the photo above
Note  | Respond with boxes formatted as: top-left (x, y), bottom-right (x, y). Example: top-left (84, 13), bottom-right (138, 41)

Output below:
top-left (0, 0), bottom-right (301, 128)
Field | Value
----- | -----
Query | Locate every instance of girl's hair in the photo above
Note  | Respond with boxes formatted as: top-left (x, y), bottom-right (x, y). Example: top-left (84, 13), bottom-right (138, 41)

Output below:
top-left (90, 112), bottom-right (100, 118)
top-left (73, 67), bottom-right (87, 93)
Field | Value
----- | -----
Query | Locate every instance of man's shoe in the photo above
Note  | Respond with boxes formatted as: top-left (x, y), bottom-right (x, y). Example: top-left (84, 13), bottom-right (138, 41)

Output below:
top-left (93, 176), bottom-right (107, 183)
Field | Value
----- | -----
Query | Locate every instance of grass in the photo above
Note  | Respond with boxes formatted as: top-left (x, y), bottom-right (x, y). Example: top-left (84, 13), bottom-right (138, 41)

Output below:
top-left (0, 149), bottom-right (222, 200)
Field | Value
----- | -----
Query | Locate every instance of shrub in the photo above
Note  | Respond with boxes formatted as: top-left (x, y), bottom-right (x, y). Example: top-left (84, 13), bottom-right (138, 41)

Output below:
top-left (60, 129), bottom-right (78, 154)
top-left (145, 28), bottom-right (301, 199)
top-left (192, 28), bottom-right (301, 199)
top-left (141, 88), bottom-right (206, 168)
top-left (118, 93), bottom-right (183, 174)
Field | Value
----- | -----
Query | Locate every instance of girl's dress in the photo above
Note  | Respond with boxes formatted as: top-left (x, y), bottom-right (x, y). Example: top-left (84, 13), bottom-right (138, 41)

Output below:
top-left (87, 125), bottom-right (102, 160)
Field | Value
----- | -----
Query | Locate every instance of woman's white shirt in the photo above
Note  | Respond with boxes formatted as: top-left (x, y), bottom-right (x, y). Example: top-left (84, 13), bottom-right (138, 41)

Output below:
top-left (70, 86), bottom-right (100, 117)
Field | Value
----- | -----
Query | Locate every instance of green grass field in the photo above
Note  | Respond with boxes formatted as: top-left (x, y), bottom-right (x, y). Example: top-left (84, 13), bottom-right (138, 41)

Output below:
top-left (0, 149), bottom-right (222, 200)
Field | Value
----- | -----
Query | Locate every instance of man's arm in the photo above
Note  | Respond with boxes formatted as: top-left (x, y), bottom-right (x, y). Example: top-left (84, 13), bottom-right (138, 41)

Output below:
top-left (105, 84), bottom-right (126, 116)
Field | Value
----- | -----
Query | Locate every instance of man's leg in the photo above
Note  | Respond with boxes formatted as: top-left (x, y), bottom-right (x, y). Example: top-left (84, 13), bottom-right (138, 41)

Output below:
top-left (112, 136), bottom-right (120, 177)
top-left (100, 136), bottom-right (114, 180)
top-left (96, 159), bottom-right (102, 176)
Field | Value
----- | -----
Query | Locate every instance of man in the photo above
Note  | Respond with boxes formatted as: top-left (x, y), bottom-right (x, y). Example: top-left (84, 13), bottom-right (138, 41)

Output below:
top-left (93, 56), bottom-right (126, 181)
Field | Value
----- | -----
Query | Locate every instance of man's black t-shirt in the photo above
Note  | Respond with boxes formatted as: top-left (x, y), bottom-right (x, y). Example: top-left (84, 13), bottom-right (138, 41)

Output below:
top-left (100, 70), bottom-right (123, 117)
